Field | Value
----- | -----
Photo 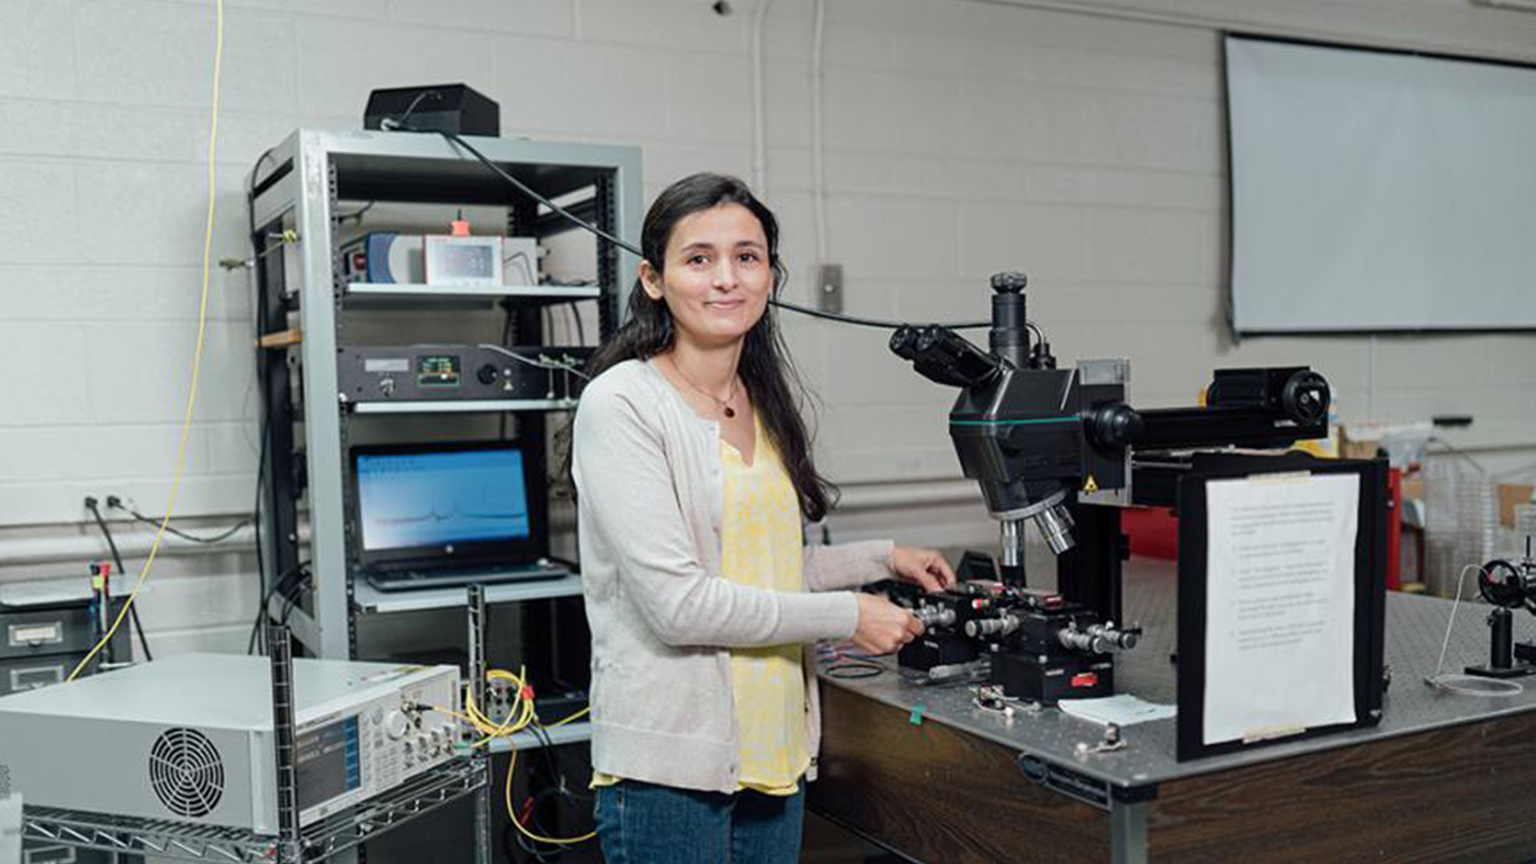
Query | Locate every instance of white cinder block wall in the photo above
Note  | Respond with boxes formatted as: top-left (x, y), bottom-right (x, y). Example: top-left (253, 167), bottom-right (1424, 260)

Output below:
top-left (2, 0), bottom-right (1534, 657)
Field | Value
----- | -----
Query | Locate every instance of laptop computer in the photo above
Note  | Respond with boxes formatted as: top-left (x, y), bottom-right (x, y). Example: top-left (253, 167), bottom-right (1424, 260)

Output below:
top-left (350, 441), bottom-right (568, 592)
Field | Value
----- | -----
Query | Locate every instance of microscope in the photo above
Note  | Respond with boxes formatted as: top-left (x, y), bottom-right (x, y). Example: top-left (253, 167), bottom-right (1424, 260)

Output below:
top-left (887, 272), bottom-right (1333, 704)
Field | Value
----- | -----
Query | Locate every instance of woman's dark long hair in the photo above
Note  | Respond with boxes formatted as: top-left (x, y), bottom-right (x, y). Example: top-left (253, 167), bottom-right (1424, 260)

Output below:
top-left (566, 172), bottom-right (837, 521)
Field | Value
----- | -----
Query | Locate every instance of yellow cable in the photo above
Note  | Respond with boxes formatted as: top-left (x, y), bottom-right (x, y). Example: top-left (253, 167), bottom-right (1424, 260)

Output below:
top-left (436, 666), bottom-right (541, 742)
top-left (69, 0), bottom-right (225, 682)
top-left (432, 667), bottom-right (597, 846)
top-left (542, 706), bottom-right (590, 729)
top-left (468, 687), bottom-right (530, 741)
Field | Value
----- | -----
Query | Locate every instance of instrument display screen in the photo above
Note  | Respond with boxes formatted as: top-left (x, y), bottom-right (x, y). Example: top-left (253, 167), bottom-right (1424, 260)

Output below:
top-left (416, 355), bottom-right (460, 387)
top-left (296, 715), bottom-right (361, 813)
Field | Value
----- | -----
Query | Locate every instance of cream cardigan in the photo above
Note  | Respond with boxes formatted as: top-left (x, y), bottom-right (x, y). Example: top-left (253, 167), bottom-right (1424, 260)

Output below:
top-left (572, 358), bottom-right (893, 793)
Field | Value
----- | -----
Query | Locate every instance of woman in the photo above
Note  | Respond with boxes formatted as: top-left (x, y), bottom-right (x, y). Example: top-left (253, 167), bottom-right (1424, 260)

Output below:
top-left (571, 173), bottom-right (955, 863)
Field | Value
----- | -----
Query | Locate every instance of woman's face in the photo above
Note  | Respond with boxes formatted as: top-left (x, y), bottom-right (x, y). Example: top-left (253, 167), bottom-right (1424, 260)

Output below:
top-left (640, 202), bottom-right (772, 350)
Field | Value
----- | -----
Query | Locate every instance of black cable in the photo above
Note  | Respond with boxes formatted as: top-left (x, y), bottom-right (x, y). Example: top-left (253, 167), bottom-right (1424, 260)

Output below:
top-left (83, 505), bottom-right (126, 664)
top-left (246, 561), bottom-right (310, 655)
top-left (530, 722), bottom-right (589, 804)
top-left (246, 566), bottom-right (287, 654)
top-left (106, 499), bottom-right (251, 544)
top-left (83, 498), bottom-right (154, 662)
top-left (565, 302), bottom-right (586, 347)
top-left (769, 296), bottom-right (988, 330)
top-left (512, 729), bottom-right (595, 861)
top-left (439, 131), bottom-right (639, 254)
top-left (278, 571), bottom-right (311, 628)
top-left (251, 359), bottom-right (270, 659)
top-left (336, 200), bottom-right (375, 225)
top-left (249, 147), bottom-right (278, 193)
top-left (436, 130), bottom-right (1039, 336)
top-left (244, 541), bottom-right (291, 657)
top-left (523, 792), bottom-right (569, 862)
top-left (509, 818), bottom-right (559, 864)
top-left (384, 90), bottom-right (442, 132)
top-left (824, 661), bottom-right (884, 679)
top-left (504, 746), bottom-right (564, 863)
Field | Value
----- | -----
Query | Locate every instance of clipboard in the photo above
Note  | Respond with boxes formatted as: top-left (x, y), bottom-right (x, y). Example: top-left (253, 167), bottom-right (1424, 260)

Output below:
top-left (1174, 451), bottom-right (1388, 761)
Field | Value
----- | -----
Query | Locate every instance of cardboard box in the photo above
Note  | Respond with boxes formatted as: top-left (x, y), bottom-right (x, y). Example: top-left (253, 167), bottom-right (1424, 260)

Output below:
top-left (1400, 525), bottom-right (1423, 588)
top-left (1338, 426), bottom-right (1381, 461)
top-left (1499, 483), bottom-right (1535, 529)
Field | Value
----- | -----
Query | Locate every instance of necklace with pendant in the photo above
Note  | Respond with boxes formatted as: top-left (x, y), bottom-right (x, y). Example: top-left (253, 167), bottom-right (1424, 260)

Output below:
top-left (668, 357), bottom-right (739, 418)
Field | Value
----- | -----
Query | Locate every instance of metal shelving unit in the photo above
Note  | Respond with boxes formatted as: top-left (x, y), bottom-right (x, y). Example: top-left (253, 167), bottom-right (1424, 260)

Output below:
top-left (246, 128), bottom-right (629, 861)
top-left (247, 128), bottom-right (639, 659)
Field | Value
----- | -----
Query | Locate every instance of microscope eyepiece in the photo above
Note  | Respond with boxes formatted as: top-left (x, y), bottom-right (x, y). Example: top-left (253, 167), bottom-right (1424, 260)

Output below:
top-left (990, 271), bottom-right (1028, 294)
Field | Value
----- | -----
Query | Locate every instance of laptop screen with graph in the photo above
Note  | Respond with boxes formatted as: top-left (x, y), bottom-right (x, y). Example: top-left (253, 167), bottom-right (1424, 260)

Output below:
top-left (351, 442), bottom-right (545, 570)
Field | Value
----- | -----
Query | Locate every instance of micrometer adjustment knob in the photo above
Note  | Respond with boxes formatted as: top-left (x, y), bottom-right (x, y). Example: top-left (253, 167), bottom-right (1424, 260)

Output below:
top-left (990, 271), bottom-right (1028, 294)
top-left (1059, 621), bottom-right (1140, 654)
top-left (965, 614), bottom-right (1019, 638)
top-left (914, 606), bottom-right (956, 628)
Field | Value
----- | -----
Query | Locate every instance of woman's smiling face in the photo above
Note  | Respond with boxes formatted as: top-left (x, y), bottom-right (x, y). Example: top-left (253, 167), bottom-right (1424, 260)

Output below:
top-left (640, 202), bottom-right (772, 349)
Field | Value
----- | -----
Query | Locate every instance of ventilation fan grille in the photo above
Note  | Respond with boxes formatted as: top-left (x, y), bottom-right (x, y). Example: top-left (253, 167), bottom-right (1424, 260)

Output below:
top-left (148, 727), bottom-right (225, 819)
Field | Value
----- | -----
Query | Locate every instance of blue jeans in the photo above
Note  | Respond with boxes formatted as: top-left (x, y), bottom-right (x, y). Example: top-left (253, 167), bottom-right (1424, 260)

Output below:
top-left (593, 779), bottom-right (805, 864)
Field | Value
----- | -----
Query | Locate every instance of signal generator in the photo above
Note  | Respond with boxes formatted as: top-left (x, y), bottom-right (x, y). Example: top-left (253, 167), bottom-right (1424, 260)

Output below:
top-left (0, 654), bottom-right (460, 832)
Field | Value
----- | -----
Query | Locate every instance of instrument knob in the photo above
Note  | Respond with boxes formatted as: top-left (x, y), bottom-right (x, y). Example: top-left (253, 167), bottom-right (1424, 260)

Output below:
top-left (1090, 403), bottom-right (1143, 449)
top-left (383, 710), bottom-right (409, 741)
top-left (1281, 370), bottom-right (1330, 425)
top-left (990, 271), bottom-right (1028, 294)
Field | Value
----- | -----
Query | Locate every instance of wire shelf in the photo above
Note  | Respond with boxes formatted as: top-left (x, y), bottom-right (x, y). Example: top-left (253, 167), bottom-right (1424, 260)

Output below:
top-left (345, 282), bottom-right (600, 302)
top-left (22, 808), bottom-right (277, 863)
top-left (21, 758), bottom-right (487, 863)
top-left (349, 398), bottom-right (578, 414)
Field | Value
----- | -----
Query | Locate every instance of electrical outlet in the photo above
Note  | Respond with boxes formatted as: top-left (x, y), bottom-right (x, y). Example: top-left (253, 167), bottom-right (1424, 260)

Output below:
top-left (817, 264), bottom-right (843, 314)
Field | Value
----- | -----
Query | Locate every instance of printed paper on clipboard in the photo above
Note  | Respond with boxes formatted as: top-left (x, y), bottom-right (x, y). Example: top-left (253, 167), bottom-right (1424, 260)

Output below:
top-left (1202, 472), bottom-right (1359, 746)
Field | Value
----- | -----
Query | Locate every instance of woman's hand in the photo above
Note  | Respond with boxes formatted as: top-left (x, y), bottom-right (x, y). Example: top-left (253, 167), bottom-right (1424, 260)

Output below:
top-left (851, 594), bottom-right (924, 655)
top-left (890, 545), bottom-right (956, 593)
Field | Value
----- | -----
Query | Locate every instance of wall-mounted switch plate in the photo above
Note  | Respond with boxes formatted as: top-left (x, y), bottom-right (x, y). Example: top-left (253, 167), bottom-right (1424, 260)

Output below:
top-left (817, 264), bottom-right (843, 314)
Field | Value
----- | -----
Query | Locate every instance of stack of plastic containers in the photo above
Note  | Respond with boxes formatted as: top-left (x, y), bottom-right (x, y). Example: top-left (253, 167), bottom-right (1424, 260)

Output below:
top-left (1424, 456), bottom-right (1495, 598)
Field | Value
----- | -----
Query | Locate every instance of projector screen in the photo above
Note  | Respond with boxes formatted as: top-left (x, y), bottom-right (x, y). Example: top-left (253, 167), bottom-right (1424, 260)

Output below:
top-left (1225, 35), bottom-right (1536, 334)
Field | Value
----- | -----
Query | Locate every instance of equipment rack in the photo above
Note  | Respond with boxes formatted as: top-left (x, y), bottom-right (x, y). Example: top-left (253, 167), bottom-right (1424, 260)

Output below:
top-left (245, 128), bottom-right (640, 660)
